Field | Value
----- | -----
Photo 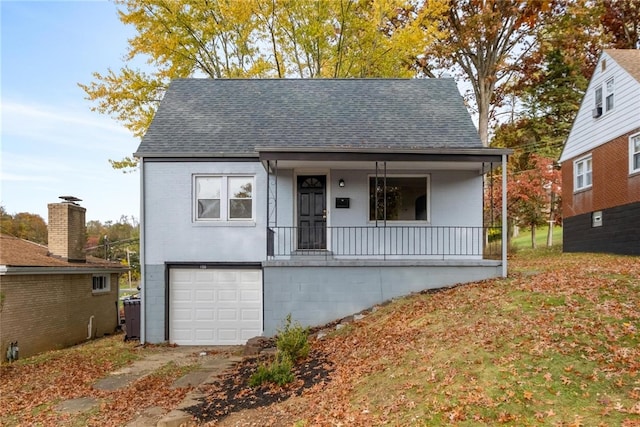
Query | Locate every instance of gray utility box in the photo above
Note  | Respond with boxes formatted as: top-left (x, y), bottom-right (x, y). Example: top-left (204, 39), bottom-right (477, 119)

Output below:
top-left (123, 298), bottom-right (141, 341)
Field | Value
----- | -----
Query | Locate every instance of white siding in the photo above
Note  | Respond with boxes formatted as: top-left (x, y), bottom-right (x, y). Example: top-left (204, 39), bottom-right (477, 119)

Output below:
top-left (560, 52), bottom-right (640, 163)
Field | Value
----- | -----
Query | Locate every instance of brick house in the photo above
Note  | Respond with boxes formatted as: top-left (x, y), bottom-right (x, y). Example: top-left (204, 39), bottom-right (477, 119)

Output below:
top-left (560, 49), bottom-right (640, 255)
top-left (0, 199), bottom-right (126, 360)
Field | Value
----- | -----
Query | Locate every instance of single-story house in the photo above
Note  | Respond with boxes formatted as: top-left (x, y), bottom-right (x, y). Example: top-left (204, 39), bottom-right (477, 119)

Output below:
top-left (0, 199), bottom-right (126, 360)
top-left (560, 49), bottom-right (640, 254)
top-left (134, 78), bottom-right (511, 346)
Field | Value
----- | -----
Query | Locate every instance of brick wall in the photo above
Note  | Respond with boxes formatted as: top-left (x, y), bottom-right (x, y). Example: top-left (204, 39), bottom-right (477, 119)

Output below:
top-left (47, 202), bottom-right (86, 262)
top-left (0, 273), bottom-right (119, 360)
top-left (563, 129), bottom-right (640, 218)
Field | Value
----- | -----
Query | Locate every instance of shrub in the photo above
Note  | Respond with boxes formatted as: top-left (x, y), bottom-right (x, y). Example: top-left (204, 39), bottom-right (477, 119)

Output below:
top-left (249, 353), bottom-right (294, 387)
top-left (276, 314), bottom-right (310, 362)
top-left (248, 315), bottom-right (310, 388)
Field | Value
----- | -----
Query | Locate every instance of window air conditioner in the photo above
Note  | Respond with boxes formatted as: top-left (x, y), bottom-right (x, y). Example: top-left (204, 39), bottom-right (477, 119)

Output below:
top-left (592, 107), bottom-right (602, 118)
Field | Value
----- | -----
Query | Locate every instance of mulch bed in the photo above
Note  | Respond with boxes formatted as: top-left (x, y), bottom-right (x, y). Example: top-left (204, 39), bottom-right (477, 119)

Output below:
top-left (184, 349), bottom-right (333, 424)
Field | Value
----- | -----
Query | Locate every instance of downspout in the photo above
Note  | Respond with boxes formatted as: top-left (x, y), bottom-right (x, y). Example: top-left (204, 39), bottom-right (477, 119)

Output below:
top-left (501, 154), bottom-right (508, 277)
top-left (87, 315), bottom-right (95, 339)
top-left (139, 158), bottom-right (146, 344)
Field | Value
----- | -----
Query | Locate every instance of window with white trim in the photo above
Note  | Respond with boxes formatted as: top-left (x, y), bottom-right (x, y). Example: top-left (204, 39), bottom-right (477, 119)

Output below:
top-left (595, 86), bottom-right (602, 113)
top-left (369, 175), bottom-right (429, 221)
top-left (194, 175), bottom-right (254, 221)
top-left (574, 156), bottom-right (592, 191)
top-left (631, 133), bottom-right (640, 174)
top-left (92, 275), bottom-right (110, 293)
top-left (605, 78), bottom-right (614, 111)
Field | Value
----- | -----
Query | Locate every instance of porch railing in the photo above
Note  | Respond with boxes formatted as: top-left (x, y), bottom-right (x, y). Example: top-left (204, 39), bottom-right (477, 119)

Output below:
top-left (267, 226), bottom-right (502, 259)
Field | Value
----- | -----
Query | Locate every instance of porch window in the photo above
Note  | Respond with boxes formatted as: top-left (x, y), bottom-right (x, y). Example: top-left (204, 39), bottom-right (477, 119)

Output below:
top-left (92, 275), bottom-right (110, 293)
top-left (631, 133), bottom-right (640, 174)
top-left (574, 156), bottom-right (592, 191)
top-left (194, 175), bottom-right (254, 221)
top-left (369, 175), bottom-right (429, 221)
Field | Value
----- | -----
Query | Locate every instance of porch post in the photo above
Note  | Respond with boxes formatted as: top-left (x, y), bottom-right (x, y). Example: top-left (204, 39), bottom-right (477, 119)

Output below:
top-left (501, 154), bottom-right (508, 277)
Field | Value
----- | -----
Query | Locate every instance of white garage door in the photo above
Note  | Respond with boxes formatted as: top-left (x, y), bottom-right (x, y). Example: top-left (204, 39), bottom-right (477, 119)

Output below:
top-left (169, 268), bottom-right (262, 345)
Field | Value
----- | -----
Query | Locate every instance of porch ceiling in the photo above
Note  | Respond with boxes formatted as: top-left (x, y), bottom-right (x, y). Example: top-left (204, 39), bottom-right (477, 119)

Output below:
top-left (263, 159), bottom-right (486, 171)
top-left (258, 147), bottom-right (512, 173)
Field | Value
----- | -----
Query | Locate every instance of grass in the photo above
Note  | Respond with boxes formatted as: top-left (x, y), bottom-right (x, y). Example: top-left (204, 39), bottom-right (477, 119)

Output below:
top-left (511, 224), bottom-right (563, 250)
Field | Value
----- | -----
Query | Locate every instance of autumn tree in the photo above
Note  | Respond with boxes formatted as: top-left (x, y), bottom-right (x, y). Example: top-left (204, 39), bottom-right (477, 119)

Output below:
top-left (81, 0), bottom-right (446, 170)
top-left (486, 155), bottom-right (561, 248)
top-left (601, 0), bottom-right (640, 49)
top-left (418, 0), bottom-right (553, 147)
top-left (0, 208), bottom-right (48, 245)
top-left (86, 216), bottom-right (140, 286)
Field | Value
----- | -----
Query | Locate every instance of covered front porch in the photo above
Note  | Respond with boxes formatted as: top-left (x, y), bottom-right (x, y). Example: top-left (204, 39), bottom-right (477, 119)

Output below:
top-left (259, 147), bottom-right (510, 275)
top-left (258, 147), bottom-right (510, 334)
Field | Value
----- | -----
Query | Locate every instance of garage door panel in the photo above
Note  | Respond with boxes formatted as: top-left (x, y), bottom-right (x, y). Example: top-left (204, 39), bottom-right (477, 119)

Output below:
top-left (218, 289), bottom-right (239, 302)
top-left (240, 289), bottom-right (261, 302)
top-left (195, 309), bottom-right (215, 320)
top-left (218, 308), bottom-right (238, 321)
top-left (195, 290), bottom-right (215, 301)
top-left (241, 308), bottom-right (261, 321)
top-left (169, 268), bottom-right (262, 345)
top-left (172, 308), bottom-right (194, 321)
top-left (240, 270), bottom-right (261, 282)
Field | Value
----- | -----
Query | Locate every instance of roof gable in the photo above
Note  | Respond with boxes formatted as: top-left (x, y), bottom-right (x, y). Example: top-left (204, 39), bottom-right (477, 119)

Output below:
top-left (560, 50), bottom-right (640, 163)
top-left (606, 49), bottom-right (640, 83)
top-left (135, 79), bottom-right (482, 158)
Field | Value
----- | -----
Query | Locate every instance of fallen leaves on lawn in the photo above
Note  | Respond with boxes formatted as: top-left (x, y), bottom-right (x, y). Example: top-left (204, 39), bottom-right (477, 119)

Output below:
top-left (2, 251), bottom-right (639, 426)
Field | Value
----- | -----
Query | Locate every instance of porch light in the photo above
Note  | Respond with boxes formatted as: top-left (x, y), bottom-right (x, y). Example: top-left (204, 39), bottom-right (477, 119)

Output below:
top-left (339, 179), bottom-right (345, 187)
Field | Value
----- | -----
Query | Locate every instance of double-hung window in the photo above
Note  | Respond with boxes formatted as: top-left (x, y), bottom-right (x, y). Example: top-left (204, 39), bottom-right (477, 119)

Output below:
top-left (195, 175), bottom-right (254, 221)
top-left (595, 86), bottom-right (603, 113)
top-left (605, 78), bottom-right (614, 111)
top-left (369, 175), bottom-right (429, 221)
top-left (631, 133), bottom-right (640, 174)
top-left (574, 156), bottom-right (592, 191)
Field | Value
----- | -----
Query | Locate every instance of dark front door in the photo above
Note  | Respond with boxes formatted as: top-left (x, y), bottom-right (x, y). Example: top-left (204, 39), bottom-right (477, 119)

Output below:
top-left (297, 175), bottom-right (326, 250)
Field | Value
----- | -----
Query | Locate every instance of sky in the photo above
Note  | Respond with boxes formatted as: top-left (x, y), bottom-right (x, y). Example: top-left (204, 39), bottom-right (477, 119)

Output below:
top-left (1, 0), bottom-right (141, 223)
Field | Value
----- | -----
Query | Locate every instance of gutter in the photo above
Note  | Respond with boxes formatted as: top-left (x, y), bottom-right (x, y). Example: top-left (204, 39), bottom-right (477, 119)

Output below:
top-left (1, 266), bottom-right (128, 275)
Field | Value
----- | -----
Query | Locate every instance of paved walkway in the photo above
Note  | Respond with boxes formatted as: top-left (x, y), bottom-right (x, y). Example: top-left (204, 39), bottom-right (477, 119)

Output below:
top-left (55, 345), bottom-right (244, 427)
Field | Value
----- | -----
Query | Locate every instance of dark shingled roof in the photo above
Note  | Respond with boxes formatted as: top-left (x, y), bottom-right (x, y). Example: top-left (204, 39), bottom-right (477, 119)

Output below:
top-left (135, 78), bottom-right (482, 158)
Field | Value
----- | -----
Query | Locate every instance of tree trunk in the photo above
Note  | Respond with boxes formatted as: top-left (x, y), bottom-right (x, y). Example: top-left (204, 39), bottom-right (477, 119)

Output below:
top-left (531, 223), bottom-right (536, 249)
top-left (546, 192), bottom-right (555, 247)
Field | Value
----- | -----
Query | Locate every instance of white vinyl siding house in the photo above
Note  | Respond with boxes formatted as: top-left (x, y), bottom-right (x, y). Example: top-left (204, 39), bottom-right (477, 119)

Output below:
top-left (561, 51), bottom-right (640, 163)
top-left (560, 49), bottom-right (640, 255)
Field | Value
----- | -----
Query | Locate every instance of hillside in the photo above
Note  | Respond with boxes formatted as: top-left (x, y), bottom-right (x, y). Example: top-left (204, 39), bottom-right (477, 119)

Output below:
top-left (212, 248), bottom-right (640, 426)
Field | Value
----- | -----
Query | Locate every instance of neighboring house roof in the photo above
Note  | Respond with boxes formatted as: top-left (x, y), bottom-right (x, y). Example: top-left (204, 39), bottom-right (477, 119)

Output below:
top-left (606, 49), bottom-right (640, 83)
top-left (0, 234), bottom-right (126, 274)
top-left (560, 49), bottom-right (640, 163)
top-left (135, 78), bottom-right (484, 158)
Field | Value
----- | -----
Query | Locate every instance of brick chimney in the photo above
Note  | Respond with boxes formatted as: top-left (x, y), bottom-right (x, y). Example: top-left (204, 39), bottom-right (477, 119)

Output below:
top-left (48, 196), bottom-right (86, 262)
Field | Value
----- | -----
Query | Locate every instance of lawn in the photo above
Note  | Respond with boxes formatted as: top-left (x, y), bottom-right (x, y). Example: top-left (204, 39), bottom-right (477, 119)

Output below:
top-left (511, 224), bottom-right (563, 250)
top-left (2, 248), bottom-right (639, 426)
